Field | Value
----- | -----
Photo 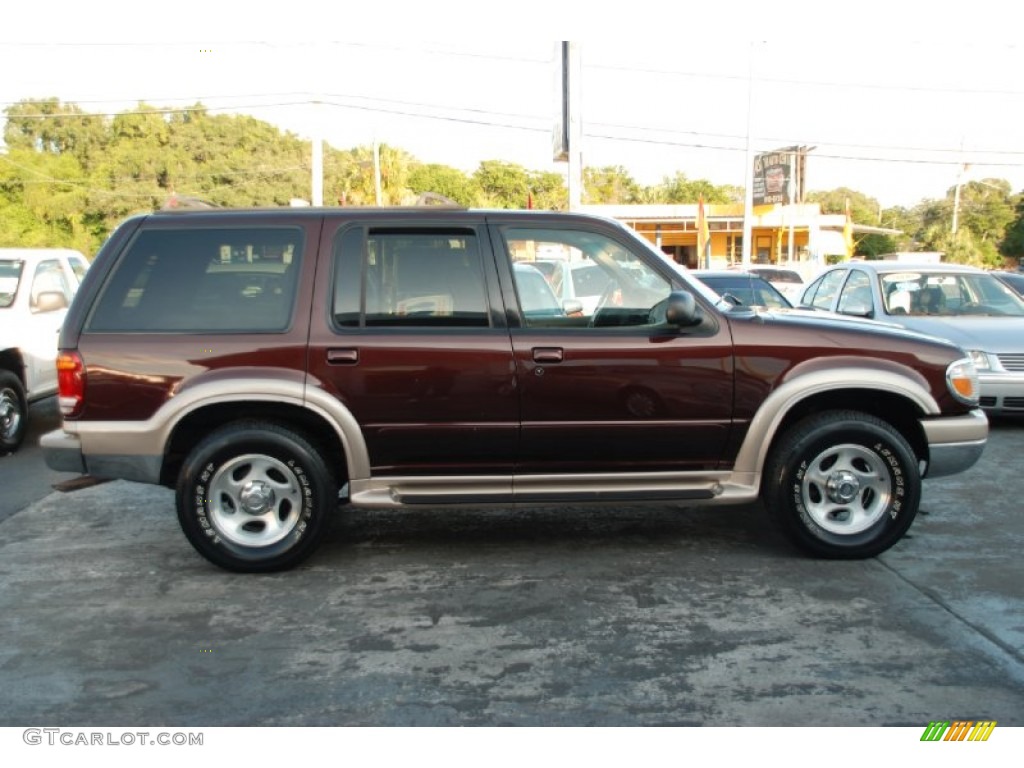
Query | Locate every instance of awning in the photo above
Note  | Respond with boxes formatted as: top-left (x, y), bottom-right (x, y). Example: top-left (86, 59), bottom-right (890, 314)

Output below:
top-left (811, 230), bottom-right (849, 256)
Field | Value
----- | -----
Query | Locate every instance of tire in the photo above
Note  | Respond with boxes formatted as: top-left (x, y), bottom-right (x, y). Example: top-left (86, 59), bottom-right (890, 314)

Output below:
top-left (176, 421), bottom-right (336, 572)
top-left (0, 371), bottom-right (28, 455)
top-left (763, 410), bottom-right (921, 559)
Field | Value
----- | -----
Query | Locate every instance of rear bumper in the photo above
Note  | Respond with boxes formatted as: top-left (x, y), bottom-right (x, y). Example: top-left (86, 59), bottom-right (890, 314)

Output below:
top-left (41, 428), bottom-right (161, 483)
top-left (920, 409), bottom-right (988, 479)
top-left (41, 428), bottom-right (86, 474)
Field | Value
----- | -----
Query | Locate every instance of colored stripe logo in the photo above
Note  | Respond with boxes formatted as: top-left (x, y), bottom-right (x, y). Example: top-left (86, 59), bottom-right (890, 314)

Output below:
top-left (920, 721), bottom-right (997, 741)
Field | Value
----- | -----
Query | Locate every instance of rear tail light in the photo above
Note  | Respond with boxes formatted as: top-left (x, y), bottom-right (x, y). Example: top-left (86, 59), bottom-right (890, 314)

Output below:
top-left (56, 350), bottom-right (86, 417)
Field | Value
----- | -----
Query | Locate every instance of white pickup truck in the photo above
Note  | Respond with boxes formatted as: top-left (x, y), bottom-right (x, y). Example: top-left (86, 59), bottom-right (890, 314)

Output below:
top-left (0, 248), bottom-right (89, 454)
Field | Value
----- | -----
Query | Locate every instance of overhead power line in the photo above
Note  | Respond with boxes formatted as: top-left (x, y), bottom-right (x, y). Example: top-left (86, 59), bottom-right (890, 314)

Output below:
top-left (6, 95), bottom-right (1024, 163)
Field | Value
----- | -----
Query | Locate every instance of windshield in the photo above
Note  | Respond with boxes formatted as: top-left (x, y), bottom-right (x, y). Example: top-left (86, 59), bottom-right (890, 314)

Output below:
top-left (0, 259), bottom-right (25, 308)
top-left (881, 271), bottom-right (1024, 317)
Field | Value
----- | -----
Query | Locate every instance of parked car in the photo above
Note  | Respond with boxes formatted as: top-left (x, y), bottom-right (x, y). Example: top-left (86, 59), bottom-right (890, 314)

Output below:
top-left (800, 261), bottom-right (1024, 415)
top-left (512, 262), bottom-right (581, 319)
top-left (0, 248), bottom-right (89, 453)
top-left (531, 258), bottom-right (611, 315)
top-left (990, 270), bottom-right (1024, 299)
top-left (43, 209), bottom-right (986, 571)
top-left (690, 270), bottom-right (793, 309)
top-left (745, 265), bottom-right (806, 305)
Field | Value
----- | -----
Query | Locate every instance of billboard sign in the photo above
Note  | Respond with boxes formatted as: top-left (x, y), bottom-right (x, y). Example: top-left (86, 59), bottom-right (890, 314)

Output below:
top-left (753, 150), bottom-right (792, 205)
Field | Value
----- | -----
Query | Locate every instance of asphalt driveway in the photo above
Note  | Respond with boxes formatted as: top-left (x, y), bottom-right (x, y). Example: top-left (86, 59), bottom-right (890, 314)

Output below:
top-left (0, 421), bottom-right (1022, 726)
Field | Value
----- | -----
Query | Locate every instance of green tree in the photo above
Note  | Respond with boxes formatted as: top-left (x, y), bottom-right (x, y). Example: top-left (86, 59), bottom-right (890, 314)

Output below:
top-left (655, 172), bottom-right (732, 204)
top-left (473, 160), bottom-right (530, 208)
top-left (528, 170), bottom-right (567, 210)
top-left (328, 143), bottom-right (416, 206)
top-left (807, 187), bottom-right (891, 258)
top-left (3, 98), bottom-right (109, 169)
top-left (583, 166), bottom-right (640, 204)
top-left (407, 163), bottom-right (478, 206)
top-left (0, 147), bottom-right (91, 251)
top-left (913, 179), bottom-right (1015, 267)
top-left (1000, 192), bottom-right (1024, 261)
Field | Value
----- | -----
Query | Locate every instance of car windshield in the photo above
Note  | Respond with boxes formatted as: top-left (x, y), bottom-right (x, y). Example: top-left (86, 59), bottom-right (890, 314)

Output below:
top-left (0, 259), bottom-right (25, 308)
top-left (880, 271), bottom-right (1024, 317)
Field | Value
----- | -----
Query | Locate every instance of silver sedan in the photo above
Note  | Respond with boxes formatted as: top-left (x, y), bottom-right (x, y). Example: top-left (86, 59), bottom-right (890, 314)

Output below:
top-left (800, 261), bottom-right (1024, 416)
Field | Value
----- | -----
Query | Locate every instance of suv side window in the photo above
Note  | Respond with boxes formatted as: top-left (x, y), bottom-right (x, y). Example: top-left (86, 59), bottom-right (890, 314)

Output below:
top-left (333, 228), bottom-right (489, 328)
top-left (499, 227), bottom-right (671, 328)
top-left (87, 228), bottom-right (303, 332)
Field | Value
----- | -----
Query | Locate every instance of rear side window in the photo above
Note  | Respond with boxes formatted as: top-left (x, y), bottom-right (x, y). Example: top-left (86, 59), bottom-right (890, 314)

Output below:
top-left (806, 269), bottom-right (847, 311)
top-left (332, 228), bottom-right (488, 328)
top-left (87, 227), bottom-right (303, 332)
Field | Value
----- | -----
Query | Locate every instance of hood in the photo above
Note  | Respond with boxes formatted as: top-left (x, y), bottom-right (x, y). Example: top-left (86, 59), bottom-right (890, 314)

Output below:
top-left (882, 315), bottom-right (1024, 354)
top-left (738, 306), bottom-right (964, 350)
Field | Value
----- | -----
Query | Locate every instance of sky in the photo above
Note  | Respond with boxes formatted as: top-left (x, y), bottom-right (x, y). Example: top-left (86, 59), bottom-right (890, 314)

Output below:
top-left (2, 1), bottom-right (1024, 209)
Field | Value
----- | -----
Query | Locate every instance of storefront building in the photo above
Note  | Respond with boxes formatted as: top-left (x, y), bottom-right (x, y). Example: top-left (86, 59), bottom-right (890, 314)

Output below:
top-left (581, 202), bottom-right (883, 277)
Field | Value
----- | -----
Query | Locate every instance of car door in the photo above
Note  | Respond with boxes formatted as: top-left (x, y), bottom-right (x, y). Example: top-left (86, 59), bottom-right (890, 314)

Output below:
top-left (308, 218), bottom-right (519, 477)
top-left (489, 217), bottom-right (735, 475)
top-left (24, 258), bottom-right (73, 396)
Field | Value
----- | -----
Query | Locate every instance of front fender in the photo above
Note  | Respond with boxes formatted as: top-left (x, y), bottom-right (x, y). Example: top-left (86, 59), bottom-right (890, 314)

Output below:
top-left (731, 366), bottom-right (939, 482)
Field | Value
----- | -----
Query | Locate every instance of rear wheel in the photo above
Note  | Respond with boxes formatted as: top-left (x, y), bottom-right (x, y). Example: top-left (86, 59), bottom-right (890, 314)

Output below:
top-left (764, 410), bottom-right (921, 559)
top-left (0, 371), bottom-right (28, 455)
top-left (176, 421), bottom-right (336, 572)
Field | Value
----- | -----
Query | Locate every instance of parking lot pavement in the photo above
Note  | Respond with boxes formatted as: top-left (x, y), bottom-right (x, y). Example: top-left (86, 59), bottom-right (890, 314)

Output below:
top-left (1, 422), bottom-right (1022, 727)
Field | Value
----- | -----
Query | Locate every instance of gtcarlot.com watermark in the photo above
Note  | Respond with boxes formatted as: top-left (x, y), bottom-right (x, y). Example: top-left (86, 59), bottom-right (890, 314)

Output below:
top-left (23, 728), bottom-right (203, 747)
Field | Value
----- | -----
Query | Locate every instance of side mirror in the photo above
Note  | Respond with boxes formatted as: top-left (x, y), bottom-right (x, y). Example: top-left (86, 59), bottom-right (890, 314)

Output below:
top-left (32, 291), bottom-right (69, 313)
top-left (561, 299), bottom-right (584, 316)
top-left (841, 301), bottom-right (873, 318)
top-left (665, 291), bottom-right (702, 327)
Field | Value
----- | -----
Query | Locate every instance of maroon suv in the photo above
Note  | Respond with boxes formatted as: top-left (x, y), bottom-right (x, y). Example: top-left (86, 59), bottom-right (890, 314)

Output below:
top-left (43, 208), bottom-right (988, 571)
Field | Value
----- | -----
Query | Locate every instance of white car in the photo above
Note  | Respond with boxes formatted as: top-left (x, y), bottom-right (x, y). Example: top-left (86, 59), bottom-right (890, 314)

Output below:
top-left (745, 266), bottom-right (806, 305)
top-left (530, 259), bottom-right (612, 315)
top-left (0, 248), bottom-right (89, 453)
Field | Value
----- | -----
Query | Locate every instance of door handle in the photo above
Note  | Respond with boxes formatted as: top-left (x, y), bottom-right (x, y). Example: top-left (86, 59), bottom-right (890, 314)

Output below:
top-left (532, 347), bottom-right (563, 363)
top-left (326, 348), bottom-right (359, 365)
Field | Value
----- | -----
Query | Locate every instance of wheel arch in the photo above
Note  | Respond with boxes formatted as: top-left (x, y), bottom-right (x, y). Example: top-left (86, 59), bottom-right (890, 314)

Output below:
top-left (158, 384), bottom-right (371, 489)
top-left (0, 349), bottom-right (26, 386)
top-left (734, 367), bottom-right (937, 484)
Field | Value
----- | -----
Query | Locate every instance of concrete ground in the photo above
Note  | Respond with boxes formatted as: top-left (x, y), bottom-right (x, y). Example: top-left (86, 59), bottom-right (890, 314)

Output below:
top-left (0, 421), bottom-right (1022, 726)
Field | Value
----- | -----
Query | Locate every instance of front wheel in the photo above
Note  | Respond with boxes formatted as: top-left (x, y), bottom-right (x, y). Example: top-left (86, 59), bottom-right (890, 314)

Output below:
top-left (0, 371), bottom-right (28, 455)
top-left (176, 421), bottom-right (336, 572)
top-left (764, 410), bottom-right (921, 559)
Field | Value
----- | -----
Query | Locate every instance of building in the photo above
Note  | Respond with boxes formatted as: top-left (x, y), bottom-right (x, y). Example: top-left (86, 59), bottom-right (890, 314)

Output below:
top-left (581, 202), bottom-right (899, 277)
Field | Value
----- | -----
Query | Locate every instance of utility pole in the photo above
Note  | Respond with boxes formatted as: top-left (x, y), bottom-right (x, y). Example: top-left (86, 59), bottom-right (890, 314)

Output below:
top-left (952, 139), bottom-right (966, 235)
top-left (554, 42), bottom-right (583, 211)
top-left (373, 139), bottom-right (383, 206)
top-left (311, 101), bottom-right (323, 207)
top-left (741, 42), bottom-right (758, 266)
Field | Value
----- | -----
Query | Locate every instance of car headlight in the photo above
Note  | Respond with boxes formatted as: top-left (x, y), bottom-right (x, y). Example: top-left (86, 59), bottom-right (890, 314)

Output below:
top-left (947, 358), bottom-right (980, 405)
top-left (967, 349), bottom-right (991, 371)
